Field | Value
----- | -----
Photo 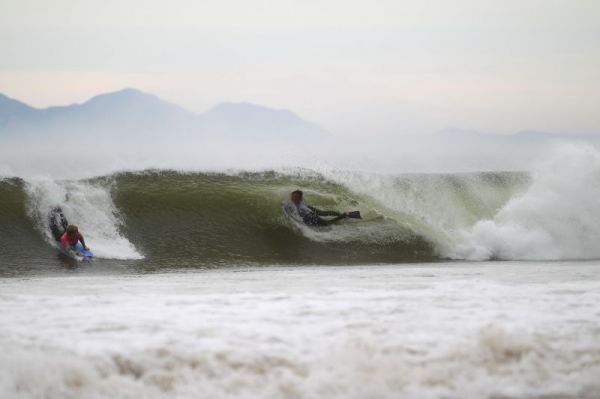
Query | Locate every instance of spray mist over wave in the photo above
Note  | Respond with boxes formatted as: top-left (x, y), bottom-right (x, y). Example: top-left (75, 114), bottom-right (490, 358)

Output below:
top-left (318, 143), bottom-right (600, 261)
top-left (453, 144), bottom-right (600, 260)
top-left (321, 169), bottom-right (529, 256)
top-left (0, 127), bottom-right (566, 181)
top-left (25, 178), bottom-right (143, 260)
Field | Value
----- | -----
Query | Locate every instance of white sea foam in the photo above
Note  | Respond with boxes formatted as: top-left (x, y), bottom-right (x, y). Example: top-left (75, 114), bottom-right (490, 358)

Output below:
top-left (325, 143), bottom-right (600, 261)
top-left (1, 264), bottom-right (599, 399)
top-left (24, 178), bottom-right (143, 260)
top-left (454, 144), bottom-right (600, 260)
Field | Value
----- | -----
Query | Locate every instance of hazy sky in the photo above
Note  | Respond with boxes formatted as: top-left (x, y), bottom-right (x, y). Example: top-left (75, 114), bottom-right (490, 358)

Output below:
top-left (1, 0), bottom-right (599, 136)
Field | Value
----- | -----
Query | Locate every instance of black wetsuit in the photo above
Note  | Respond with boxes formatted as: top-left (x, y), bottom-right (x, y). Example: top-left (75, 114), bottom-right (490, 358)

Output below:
top-left (49, 207), bottom-right (68, 241)
top-left (296, 202), bottom-right (346, 226)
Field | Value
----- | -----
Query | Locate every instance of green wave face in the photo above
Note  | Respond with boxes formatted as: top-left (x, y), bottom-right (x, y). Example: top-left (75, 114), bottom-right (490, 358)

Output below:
top-left (0, 170), bottom-right (528, 274)
top-left (111, 171), bottom-right (436, 268)
top-left (0, 178), bottom-right (56, 274)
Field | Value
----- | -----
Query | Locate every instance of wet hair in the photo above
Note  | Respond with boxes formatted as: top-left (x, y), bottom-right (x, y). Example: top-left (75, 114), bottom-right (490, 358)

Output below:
top-left (66, 224), bottom-right (78, 235)
top-left (292, 190), bottom-right (303, 197)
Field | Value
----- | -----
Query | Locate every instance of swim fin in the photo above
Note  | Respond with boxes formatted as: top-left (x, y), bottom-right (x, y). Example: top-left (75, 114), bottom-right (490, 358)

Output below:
top-left (347, 211), bottom-right (362, 219)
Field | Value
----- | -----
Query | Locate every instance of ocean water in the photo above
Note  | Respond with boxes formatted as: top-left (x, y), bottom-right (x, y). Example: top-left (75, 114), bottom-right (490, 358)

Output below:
top-left (2, 144), bottom-right (600, 398)
top-left (2, 263), bottom-right (600, 399)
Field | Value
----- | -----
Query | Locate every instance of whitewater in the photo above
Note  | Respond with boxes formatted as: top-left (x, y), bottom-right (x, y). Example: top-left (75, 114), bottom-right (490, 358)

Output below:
top-left (2, 264), bottom-right (600, 399)
top-left (1, 142), bottom-right (600, 398)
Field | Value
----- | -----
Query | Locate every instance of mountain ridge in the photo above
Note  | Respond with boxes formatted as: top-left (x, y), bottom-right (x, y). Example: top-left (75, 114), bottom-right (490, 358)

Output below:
top-left (0, 88), bottom-right (326, 140)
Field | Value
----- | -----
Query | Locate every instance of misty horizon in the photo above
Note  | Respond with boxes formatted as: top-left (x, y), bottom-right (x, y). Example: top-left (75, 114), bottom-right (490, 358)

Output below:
top-left (2, 86), bottom-right (597, 139)
top-left (1, 85), bottom-right (598, 179)
top-left (2, 1), bottom-right (599, 137)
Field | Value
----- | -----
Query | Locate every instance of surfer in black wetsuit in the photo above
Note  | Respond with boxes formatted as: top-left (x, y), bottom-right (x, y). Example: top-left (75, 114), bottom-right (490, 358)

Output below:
top-left (48, 206), bottom-right (69, 241)
top-left (290, 190), bottom-right (350, 226)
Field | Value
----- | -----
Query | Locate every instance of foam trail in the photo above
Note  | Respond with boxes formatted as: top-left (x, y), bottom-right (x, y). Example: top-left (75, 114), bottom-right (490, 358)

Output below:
top-left (454, 144), bottom-right (600, 260)
top-left (25, 178), bottom-right (143, 260)
top-left (1, 266), bottom-right (600, 398)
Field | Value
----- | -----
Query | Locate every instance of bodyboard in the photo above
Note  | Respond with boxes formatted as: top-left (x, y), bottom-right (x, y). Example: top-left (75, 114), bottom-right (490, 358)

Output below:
top-left (59, 242), bottom-right (93, 261)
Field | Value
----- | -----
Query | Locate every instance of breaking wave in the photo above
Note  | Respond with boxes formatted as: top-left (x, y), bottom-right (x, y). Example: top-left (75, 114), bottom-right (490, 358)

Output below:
top-left (1, 144), bottom-right (600, 270)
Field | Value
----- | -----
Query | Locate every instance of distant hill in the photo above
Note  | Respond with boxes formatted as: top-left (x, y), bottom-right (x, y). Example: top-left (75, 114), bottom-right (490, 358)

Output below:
top-left (0, 94), bottom-right (38, 126)
top-left (0, 88), bottom-right (326, 141)
top-left (201, 102), bottom-right (324, 141)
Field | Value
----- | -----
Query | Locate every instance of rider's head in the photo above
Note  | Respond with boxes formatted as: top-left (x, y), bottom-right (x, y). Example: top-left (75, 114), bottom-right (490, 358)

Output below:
top-left (291, 190), bottom-right (303, 205)
top-left (66, 224), bottom-right (79, 237)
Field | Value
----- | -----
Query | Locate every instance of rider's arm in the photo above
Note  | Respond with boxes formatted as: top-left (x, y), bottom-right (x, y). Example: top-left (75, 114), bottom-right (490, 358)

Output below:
top-left (79, 235), bottom-right (88, 249)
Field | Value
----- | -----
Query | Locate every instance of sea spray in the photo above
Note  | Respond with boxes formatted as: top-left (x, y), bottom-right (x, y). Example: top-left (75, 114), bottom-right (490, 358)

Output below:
top-left (24, 178), bottom-right (143, 260)
top-left (454, 143), bottom-right (600, 260)
top-left (322, 169), bottom-right (529, 256)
